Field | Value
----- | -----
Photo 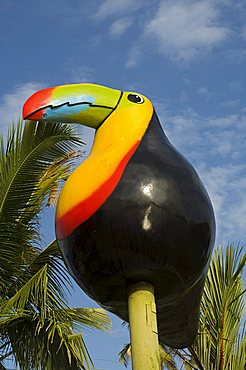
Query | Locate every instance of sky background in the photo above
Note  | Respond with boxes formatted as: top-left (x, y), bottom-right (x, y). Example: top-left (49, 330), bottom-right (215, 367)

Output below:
top-left (0, 0), bottom-right (245, 369)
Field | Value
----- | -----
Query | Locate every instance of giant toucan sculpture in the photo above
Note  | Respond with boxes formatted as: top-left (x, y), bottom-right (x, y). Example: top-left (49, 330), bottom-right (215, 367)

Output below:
top-left (23, 83), bottom-right (215, 349)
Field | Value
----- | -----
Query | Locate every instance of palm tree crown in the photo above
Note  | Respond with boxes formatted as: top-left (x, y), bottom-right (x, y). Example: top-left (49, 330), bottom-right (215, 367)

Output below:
top-left (183, 244), bottom-right (245, 370)
top-left (0, 120), bottom-right (111, 370)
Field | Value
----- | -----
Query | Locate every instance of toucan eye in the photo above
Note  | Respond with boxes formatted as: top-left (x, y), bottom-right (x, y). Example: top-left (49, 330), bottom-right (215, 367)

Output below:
top-left (127, 94), bottom-right (144, 104)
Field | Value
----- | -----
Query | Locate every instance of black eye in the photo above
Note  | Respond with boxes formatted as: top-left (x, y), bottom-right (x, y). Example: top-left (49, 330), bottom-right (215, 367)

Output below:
top-left (127, 94), bottom-right (144, 104)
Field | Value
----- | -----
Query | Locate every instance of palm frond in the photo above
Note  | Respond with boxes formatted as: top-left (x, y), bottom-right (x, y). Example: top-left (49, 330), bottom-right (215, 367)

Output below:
top-left (0, 120), bottom-right (83, 291)
top-left (159, 345), bottom-right (178, 370)
top-left (118, 343), bottom-right (178, 369)
top-left (176, 244), bottom-right (245, 370)
top-left (118, 343), bottom-right (131, 367)
top-left (0, 119), bottom-right (112, 369)
top-left (1, 264), bottom-right (63, 315)
top-left (41, 150), bottom-right (83, 207)
top-left (0, 305), bottom-right (110, 370)
top-left (2, 311), bottom-right (87, 370)
top-left (0, 120), bottom-right (82, 220)
top-left (172, 349), bottom-right (196, 370)
top-left (18, 240), bottom-right (72, 303)
top-left (52, 307), bottom-right (111, 333)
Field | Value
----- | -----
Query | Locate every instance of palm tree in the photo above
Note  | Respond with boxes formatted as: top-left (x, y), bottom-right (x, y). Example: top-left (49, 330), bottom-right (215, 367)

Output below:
top-left (176, 244), bottom-right (246, 370)
top-left (119, 244), bottom-right (245, 370)
top-left (0, 120), bottom-right (111, 369)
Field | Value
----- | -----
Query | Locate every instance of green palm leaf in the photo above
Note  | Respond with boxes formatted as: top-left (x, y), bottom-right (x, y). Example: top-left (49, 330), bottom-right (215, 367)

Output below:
top-left (177, 244), bottom-right (245, 370)
top-left (0, 120), bottom-right (83, 292)
top-left (16, 240), bottom-right (72, 303)
top-left (0, 120), bottom-right (111, 369)
top-left (1, 306), bottom-right (110, 369)
top-left (118, 341), bottom-right (178, 369)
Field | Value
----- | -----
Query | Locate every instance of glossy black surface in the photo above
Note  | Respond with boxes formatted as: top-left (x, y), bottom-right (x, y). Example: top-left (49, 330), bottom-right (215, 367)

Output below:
top-left (59, 111), bottom-right (215, 348)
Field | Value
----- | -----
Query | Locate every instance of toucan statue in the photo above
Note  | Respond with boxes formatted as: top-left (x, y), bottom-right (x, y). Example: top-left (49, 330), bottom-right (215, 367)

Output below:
top-left (23, 83), bottom-right (215, 349)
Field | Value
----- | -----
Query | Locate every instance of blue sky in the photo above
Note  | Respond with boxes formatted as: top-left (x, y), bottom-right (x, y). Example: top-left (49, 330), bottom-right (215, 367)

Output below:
top-left (0, 0), bottom-right (245, 369)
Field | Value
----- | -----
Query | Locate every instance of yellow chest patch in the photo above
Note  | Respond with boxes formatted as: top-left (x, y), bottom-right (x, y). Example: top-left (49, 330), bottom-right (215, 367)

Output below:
top-left (56, 95), bottom-right (153, 220)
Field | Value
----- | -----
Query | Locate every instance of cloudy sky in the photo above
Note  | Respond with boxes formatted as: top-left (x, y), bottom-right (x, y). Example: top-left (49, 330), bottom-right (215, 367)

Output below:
top-left (0, 0), bottom-right (245, 369)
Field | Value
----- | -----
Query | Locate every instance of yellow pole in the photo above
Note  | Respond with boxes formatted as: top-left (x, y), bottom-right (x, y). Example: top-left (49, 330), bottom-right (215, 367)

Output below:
top-left (127, 282), bottom-right (160, 370)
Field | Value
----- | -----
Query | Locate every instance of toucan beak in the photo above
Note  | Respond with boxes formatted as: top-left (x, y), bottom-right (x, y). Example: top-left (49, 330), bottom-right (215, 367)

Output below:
top-left (22, 83), bottom-right (122, 129)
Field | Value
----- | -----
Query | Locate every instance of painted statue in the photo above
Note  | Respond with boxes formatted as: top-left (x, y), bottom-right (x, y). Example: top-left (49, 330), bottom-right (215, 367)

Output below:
top-left (23, 83), bottom-right (215, 348)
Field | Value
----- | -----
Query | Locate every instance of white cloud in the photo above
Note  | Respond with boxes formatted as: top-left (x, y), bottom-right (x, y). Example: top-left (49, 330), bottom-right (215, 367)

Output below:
top-left (94, 0), bottom-right (142, 21)
top-left (230, 198), bottom-right (246, 233)
top-left (197, 87), bottom-right (209, 95)
top-left (0, 82), bottom-right (43, 136)
top-left (126, 46), bottom-right (142, 68)
top-left (207, 113), bottom-right (241, 127)
top-left (229, 80), bottom-right (242, 93)
top-left (199, 164), bottom-right (246, 245)
top-left (109, 17), bottom-right (132, 37)
top-left (223, 48), bottom-right (246, 64)
top-left (156, 104), bottom-right (246, 244)
top-left (69, 66), bottom-right (94, 83)
top-left (197, 87), bottom-right (213, 99)
top-left (220, 99), bottom-right (240, 109)
top-left (144, 0), bottom-right (230, 62)
top-left (240, 24), bottom-right (246, 40)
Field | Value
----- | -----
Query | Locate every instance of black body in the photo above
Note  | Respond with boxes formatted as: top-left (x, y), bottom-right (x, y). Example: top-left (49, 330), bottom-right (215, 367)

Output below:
top-left (59, 111), bottom-right (215, 348)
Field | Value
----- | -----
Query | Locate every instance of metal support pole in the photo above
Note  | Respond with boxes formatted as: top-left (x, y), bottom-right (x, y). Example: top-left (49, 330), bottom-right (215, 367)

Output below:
top-left (127, 282), bottom-right (160, 370)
